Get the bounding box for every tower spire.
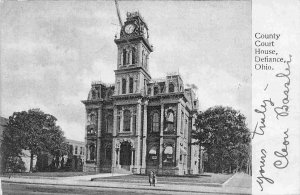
[114,0,123,27]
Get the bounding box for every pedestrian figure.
[148,171,157,186]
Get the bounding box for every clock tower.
[114,12,153,96]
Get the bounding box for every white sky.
[0,1,251,141]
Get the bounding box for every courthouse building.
[82,12,200,175]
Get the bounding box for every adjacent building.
[82,12,200,175]
[66,139,85,171]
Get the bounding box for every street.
[2,182,226,195]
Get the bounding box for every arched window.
[169,83,174,93]
[151,112,160,133]
[129,77,134,93]
[122,78,126,94]
[89,145,95,161]
[106,115,113,133]
[154,86,159,95]
[123,110,131,131]
[123,49,127,65]
[132,47,136,64]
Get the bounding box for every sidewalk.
[1,173,251,195]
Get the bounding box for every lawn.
[1,171,98,178]
[93,173,233,185]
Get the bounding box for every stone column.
[141,101,148,173]
[112,106,117,171]
[135,103,142,173]
[85,109,89,163]
[96,105,103,172]
[159,104,164,169]
[176,102,181,168]
[120,109,124,132]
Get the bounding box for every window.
[165,110,175,132]
[151,112,160,133]
[105,147,112,161]
[69,145,73,154]
[89,113,96,124]
[163,146,173,165]
[148,146,158,166]
[122,78,126,94]
[75,146,78,154]
[132,47,136,64]
[129,77,134,93]
[169,83,174,93]
[123,110,131,131]
[89,145,95,161]
[80,147,83,155]
[123,49,127,65]
[106,115,113,133]
[148,87,151,96]
[154,86,159,95]
[117,110,121,132]
[159,83,165,93]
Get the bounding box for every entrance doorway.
[120,141,132,169]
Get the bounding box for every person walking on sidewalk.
[148,171,157,187]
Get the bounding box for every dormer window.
[169,83,174,93]
[154,86,159,95]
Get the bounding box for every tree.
[2,109,69,172]
[192,106,251,173]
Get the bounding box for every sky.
[0,1,251,141]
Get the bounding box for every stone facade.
[82,12,200,175]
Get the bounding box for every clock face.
[125,24,135,34]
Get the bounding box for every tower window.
[132,47,136,64]
[123,110,131,132]
[123,49,127,65]
[169,83,174,93]
[129,77,134,93]
[122,78,126,94]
